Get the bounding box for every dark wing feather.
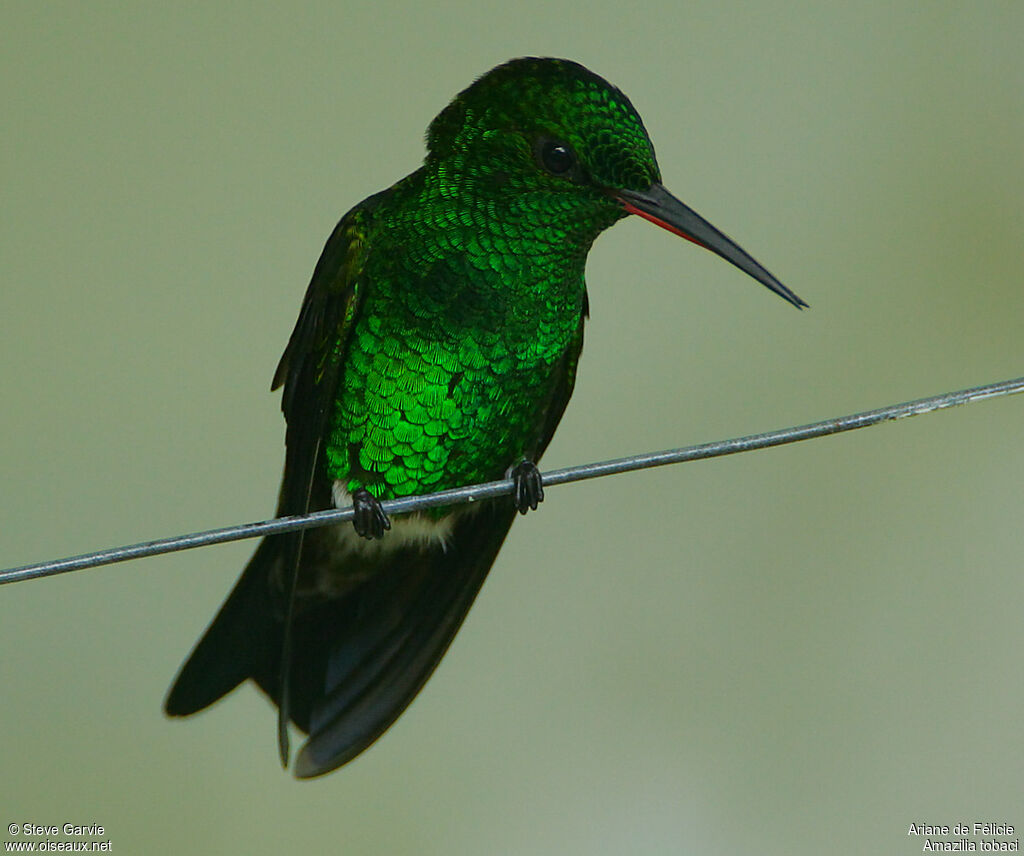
[164,203,372,736]
[273,203,375,517]
[270,202,378,763]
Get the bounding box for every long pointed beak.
[615,183,807,309]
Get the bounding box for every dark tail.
[164,500,517,777]
[164,537,284,717]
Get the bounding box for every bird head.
[426,56,805,307]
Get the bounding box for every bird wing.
[272,202,377,517]
[162,201,375,726]
[267,199,379,764]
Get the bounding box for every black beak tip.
[779,287,809,311]
[616,184,808,311]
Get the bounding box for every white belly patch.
[330,482,458,556]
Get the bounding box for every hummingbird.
[164,57,805,778]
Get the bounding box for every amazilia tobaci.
[165,57,805,778]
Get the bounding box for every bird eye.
[539,139,576,176]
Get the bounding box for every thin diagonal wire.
[2,375,1022,586]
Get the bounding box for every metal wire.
[2,375,1022,586]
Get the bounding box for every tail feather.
[294,505,515,776]
[164,500,517,777]
[164,538,283,717]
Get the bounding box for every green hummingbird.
[164,56,805,778]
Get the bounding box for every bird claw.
[352,489,391,539]
[510,460,544,514]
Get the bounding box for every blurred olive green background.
[3,2,1022,854]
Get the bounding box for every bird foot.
[509,460,544,514]
[352,489,391,539]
